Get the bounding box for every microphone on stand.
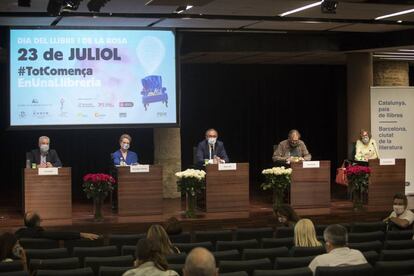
[372,141,380,159]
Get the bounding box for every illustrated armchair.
[140,75,168,110]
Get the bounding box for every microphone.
[372,141,380,159]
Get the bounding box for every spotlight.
[321,0,338,14]
[47,0,82,16]
[18,0,31,7]
[175,5,193,14]
[62,0,82,11]
[87,0,110,12]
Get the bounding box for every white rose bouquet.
[261,166,292,208]
[175,169,206,218]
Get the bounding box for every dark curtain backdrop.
[0,58,347,208]
[180,64,347,194]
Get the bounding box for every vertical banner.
[371,87,414,193]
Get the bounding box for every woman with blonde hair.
[294,218,322,247]
[147,224,180,255]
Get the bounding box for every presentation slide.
[9,28,177,127]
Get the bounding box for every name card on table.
[38,168,58,175]
[218,163,237,171]
[380,158,396,166]
[130,164,150,173]
[303,161,320,168]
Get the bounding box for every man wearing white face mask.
[112,133,138,166]
[195,128,229,166]
[28,136,62,168]
[384,193,414,230]
[354,129,379,161]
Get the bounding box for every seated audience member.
[28,136,62,168]
[354,129,379,161]
[183,247,219,276]
[123,238,178,276]
[164,217,183,236]
[308,224,367,275]
[272,129,311,164]
[112,134,138,166]
[274,204,300,227]
[0,232,28,271]
[196,128,229,166]
[147,224,180,255]
[294,219,322,247]
[15,212,99,240]
[383,193,414,230]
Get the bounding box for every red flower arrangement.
[83,173,116,221]
[345,165,371,209]
[345,165,371,176]
[82,173,116,199]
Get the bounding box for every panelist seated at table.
[272,129,311,164]
[112,133,138,166]
[354,129,380,162]
[196,128,229,166]
[27,136,62,168]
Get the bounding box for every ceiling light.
[379,57,414,61]
[87,0,110,12]
[373,55,414,58]
[279,1,323,17]
[175,5,193,14]
[398,49,414,52]
[375,52,414,55]
[397,20,403,23]
[375,8,414,20]
[321,0,338,14]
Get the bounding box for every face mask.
[362,137,370,144]
[208,137,217,145]
[13,244,24,258]
[393,205,405,215]
[278,216,287,223]
[40,144,49,153]
[289,141,299,148]
[122,143,130,150]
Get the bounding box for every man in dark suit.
[196,128,229,166]
[28,136,62,167]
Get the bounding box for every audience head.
[119,134,132,151]
[288,129,301,147]
[0,233,23,261]
[393,193,408,215]
[323,224,348,252]
[183,247,218,276]
[273,204,300,226]
[24,211,41,228]
[147,224,176,255]
[294,218,322,247]
[135,238,168,271]
[359,129,371,145]
[164,216,183,236]
[205,129,218,146]
[38,136,50,153]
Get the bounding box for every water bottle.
[26,159,31,169]
[120,157,125,166]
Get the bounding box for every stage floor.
[0,196,391,235]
